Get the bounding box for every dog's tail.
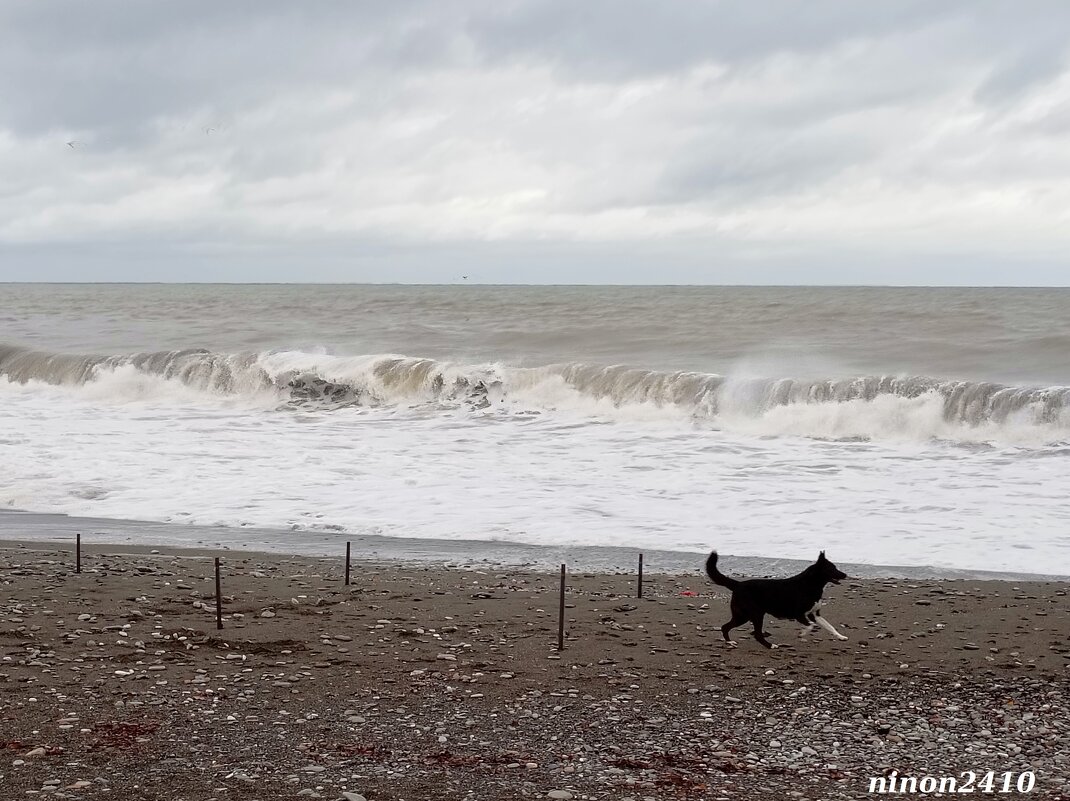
[705,551,741,590]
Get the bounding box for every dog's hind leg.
[814,613,848,641]
[719,603,744,645]
[721,610,747,647]
[751,613,776,649]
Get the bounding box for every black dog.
[705,551,848,649]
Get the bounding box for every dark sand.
[1,540,1068,800]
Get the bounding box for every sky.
[2,1,1070,285]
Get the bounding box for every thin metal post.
[637,553,643,598]
[557,563,566,651]
[214,557,223,631]
[76,532,81,574]
[345,541,351,586]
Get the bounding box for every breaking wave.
[2,342,1068,442]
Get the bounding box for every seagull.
[66,141,81,148]
[203,127,216,135]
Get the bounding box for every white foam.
[77,364,279,408]
[3,372,1069,575]
[716,390,1069,447]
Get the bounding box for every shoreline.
[1,539,1069,800]
[3,509,1066,582]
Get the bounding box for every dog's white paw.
[726,640,738,648]
[770,643,779,649]
[835,634,849,641]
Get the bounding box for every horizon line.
[3,281,1070,290]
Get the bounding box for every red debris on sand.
[87,721,159,752]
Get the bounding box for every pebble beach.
[2,540,1069,800]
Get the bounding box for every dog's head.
[816,551,847,585]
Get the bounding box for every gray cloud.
[2,1,1070,283]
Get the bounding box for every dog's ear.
[818,550,827,561]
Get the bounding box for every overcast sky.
[2,1,1070,284]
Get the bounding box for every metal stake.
[557,563,566,651]
[214,557,223,631]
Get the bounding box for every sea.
[2,283,1069,578]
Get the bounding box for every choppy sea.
[3,284,1069,576]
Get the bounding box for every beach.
[2,539,1068,801]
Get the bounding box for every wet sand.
[1,539,1068,800]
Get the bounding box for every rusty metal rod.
[214,557,223,631]
[557,563,566,651]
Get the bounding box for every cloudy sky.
[2,1,1070,284]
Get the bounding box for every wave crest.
[2,342,1068,440]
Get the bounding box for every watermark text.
[869,770,1036,794]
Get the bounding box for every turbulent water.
[2,284,1070,575]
